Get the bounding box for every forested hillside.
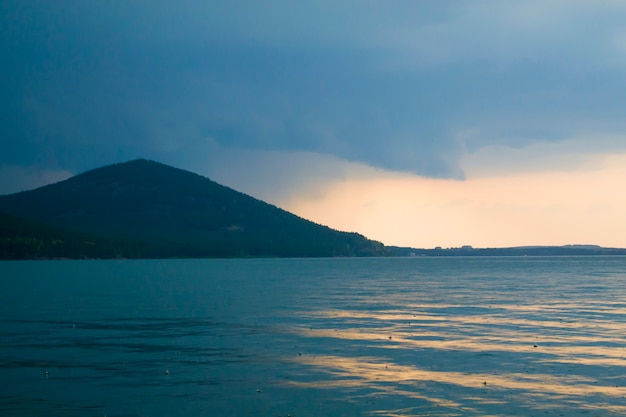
[0,159,389,259]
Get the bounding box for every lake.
[1,257,626,416]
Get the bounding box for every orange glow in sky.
[280,149,626,248]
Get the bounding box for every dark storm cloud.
[2,0,626,190]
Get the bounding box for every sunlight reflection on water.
[287,304,626,415]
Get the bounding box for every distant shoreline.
[3,247,626,261]
[388,245,626,257]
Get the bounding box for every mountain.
[0,159,388,259]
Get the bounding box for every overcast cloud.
[2,1,626,193]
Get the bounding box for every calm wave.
[1,257,626,416]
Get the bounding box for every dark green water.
[1,257,626,416]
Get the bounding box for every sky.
[2,1,626,248]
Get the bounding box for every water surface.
[1,257,626,416]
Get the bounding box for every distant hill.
[388,245,626,257]
[0,159,389,259]
[2,159,625,260]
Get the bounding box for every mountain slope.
[0,159,388,258]
[0,211,159,259]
